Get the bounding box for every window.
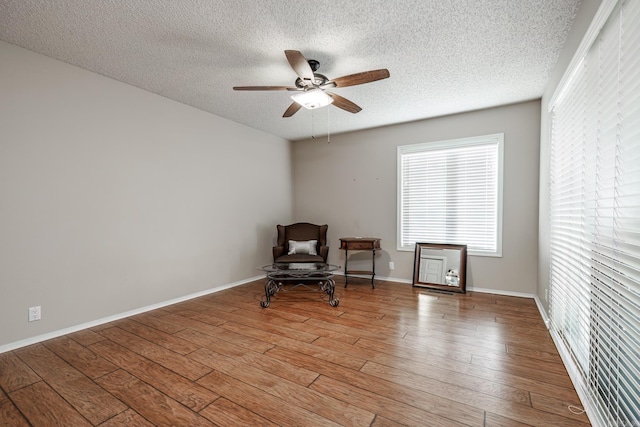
[397,133,503,256]
[548,0,640,425]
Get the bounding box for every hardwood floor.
[0,277,590,426]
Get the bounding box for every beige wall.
[538,0,602,313]
[293,100,541,294]
[0,41,293,348]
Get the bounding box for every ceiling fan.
[233,50,390,118]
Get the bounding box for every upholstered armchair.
[272,223,329,263]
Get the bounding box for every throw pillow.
[288,240,318,255]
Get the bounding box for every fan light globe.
[291,89,334,109]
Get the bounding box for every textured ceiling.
[0,0,580,141]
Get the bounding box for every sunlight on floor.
[417,292,439,309]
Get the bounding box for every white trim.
[529,295,597,424]
[547,0,618,111]
[397,133,504,154]
[339,272,543,296]
[533,295,551,330]
[533,296,601,426]
[0,275,262,354]
[466,286,535,299]
[548,327,602,427]
[334,271,413,285]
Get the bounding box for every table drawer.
[340,238,381,250]
[348,241,374,250]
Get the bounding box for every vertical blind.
[549,0,640,425]
[398,134,503,256]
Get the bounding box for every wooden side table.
[339,237,381,288]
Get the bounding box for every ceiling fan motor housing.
[295,73,331,89]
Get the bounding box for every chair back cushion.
[277,223,328,254]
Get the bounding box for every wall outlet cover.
[28,306,41,322]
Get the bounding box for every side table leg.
[344,248,349,288]
[371,248,376,289]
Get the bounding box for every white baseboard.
[547,325,601,427]
[340,272,542,298]
[333,271,413,285]
[0,275,262,354]
[533,294,551,329]
[532,293,600,425]
[466,286,536,299]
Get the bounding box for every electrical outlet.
[544,289,548,302]
[28,306,41,322]
[389,262,395,270]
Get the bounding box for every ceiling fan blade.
[327,92,362,114]
[285,50,314,86]
[329,69,390,88]
[283,102,302,118]
[233,86,298,91]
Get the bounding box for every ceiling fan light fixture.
[290,88,334,109]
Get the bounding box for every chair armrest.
[319,245,329,262]
[273,246,285,261]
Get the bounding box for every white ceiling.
[0,0,580,141]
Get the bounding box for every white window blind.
[397,134,503,256]
[549,0,640,425]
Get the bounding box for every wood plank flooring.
[0,277,590,426]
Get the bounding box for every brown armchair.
[273,223,329,263]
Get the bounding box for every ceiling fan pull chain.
[311,108,315,139]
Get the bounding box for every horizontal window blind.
[398,134,503,256]
[549,0,640,425]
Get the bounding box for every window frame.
[397,133,504,257]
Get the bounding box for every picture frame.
[412,242,467,293]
